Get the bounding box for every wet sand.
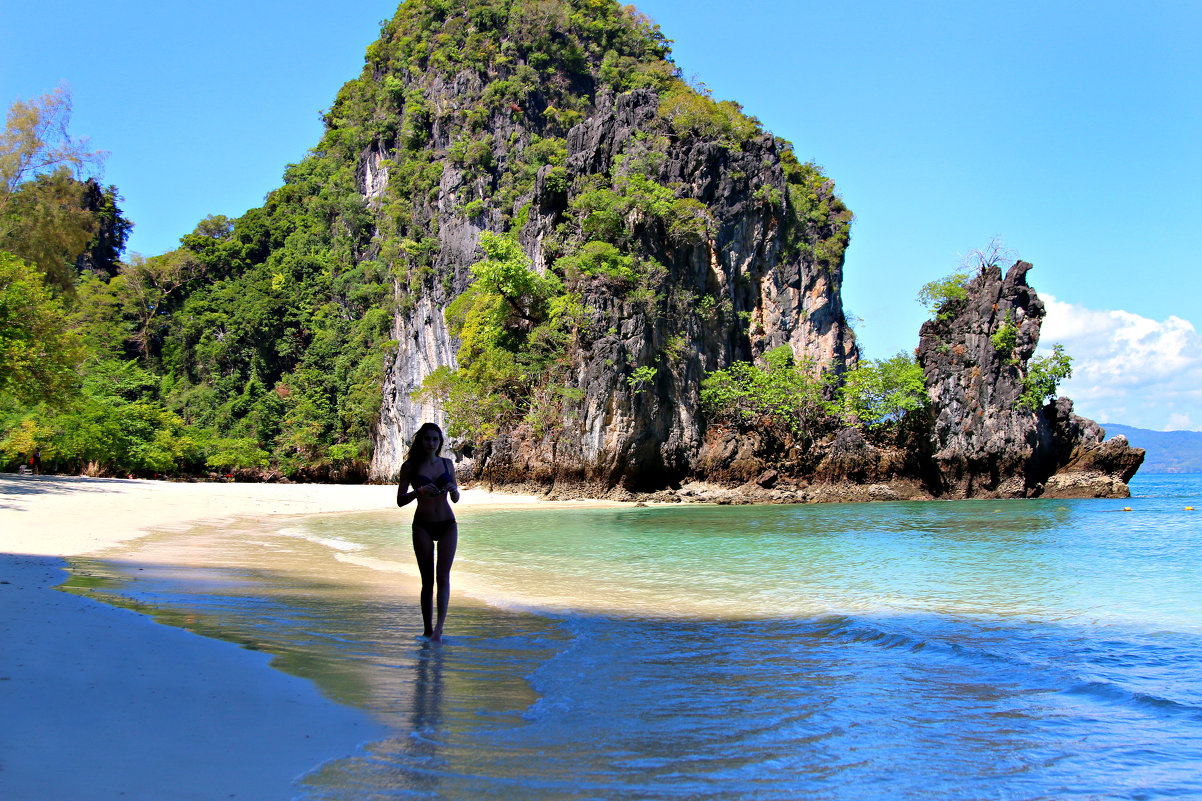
[0,473,542,801]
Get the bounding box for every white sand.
[0,473,542,801]
[0,473,542,557]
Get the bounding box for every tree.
[0,87,106,291]
[0,86,101,200]
[0,251,83,404]
[700,345,828,437]
[960,236,1016,273]
[69,271,135,359]
[916,271,970,320]
[470,231,560,330]
[3,171,98,290]
[1021,344,1073,411]
[834,352,928,428]
[76,180,133,277]
[120,250,206,360]
[918,240,1019,322]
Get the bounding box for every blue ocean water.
[72,474,1202,800]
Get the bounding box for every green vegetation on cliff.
[1020,344,1073,411]
[415,230,577,441]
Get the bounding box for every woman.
[397,422,460,642]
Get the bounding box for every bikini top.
[410,459,453,489]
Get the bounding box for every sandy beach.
[0,473,540,801]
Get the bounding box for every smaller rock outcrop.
[915,261,1143,498]
[1040,433,1144,499]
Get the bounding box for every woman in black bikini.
[396,422,460,642]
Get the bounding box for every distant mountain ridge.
[1103,424,1202,473]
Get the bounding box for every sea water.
[69,474,1202,800]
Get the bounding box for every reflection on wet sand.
[66,517,567,796]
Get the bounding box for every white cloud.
[1168,412,1195,430]
[1038,296,1202,431]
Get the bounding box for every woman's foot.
[430,626,443,643]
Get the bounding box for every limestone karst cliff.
[350,0,1139,498]
[359,0,857,488]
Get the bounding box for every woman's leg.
[411,524,436,637]
[432,524,458,642]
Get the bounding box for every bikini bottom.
[413,518,457,541]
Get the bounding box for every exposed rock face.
[369,87,857,488]
[373,292,463,476]
[915,261,1143,498]
[1040,431,1144,499]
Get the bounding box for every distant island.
[1103,425,1202,474]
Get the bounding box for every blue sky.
[4,0,1199,430]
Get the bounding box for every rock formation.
[462,91,856,491]
[75,0,1139,493]
[363,3,857,488]
[915,261,1142,498]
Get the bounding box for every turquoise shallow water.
[73,474,1202,799]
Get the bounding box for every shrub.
[571,186,625,242]
[660,334,688,365]
[665,198,713,244]
[657,80,760,149]
[627,365,657,391]
[917,271,971,320]
[1021,344,1072,411]
[544,165,571,194]
[517,136,568,193]
[411,364,513,441]
[448,136,493,171]
[990,316,1017,360]
[568,172,712,248]
[834,353,928,428]
[700,346,827,436]
[555,240,635,282]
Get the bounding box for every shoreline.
[0,472,554,557]
[0,473,553,801]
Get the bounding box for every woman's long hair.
[403,422,444,474]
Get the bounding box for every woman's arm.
[397,465,421,507]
